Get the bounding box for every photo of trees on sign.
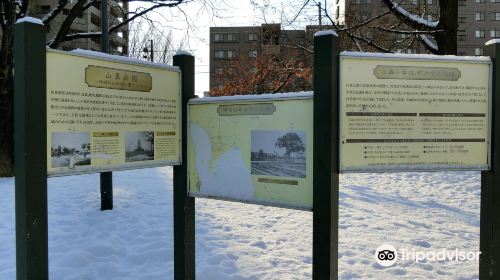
[125,131,154,162]
[51,132,91,168]
[251,130,306,178]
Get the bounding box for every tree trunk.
[0,46,14,177]
[435,0,458,55]
[0,4,15,177]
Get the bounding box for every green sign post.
[173,53,196,280]
[312,31,340,279]
[14,19,49,280]
[480,40,500,280]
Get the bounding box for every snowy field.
[0,167,480,279]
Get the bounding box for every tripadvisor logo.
[374,244,481,267]
[375,244,398,267]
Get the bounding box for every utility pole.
[143,40,154,62]
[150,39,154,62]
[318,2,322,28]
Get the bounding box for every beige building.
[27,0,128,54]
[333,0,500,56]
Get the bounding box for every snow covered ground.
[0,167,480,279]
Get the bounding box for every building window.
[248,33,258,41]
[250,67,257,73]
[214,33,223,42]
[492,0,500,3]
[227,33,238,42]
[227,67,235,75]
[427,0,432,4]
[476,30,485,38]
[458,30,466,41]
[411,0,417,4]
[248,50,258,58]
[475,48,484,56]
[214,67,224,75]
[476,12,485,21]
[493,12,500,20]
[117,32,123,38]
[491,30,500,38]
[459,0,466,5]
[117,46,123,53]
[214,50,224,59]
[458,17,466,23]
[227,50,237,59]
[476,0,485,3]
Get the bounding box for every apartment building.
[209,23,322,92]
[27,0,128,54]
[333,0,500,55]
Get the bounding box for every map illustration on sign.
[188,93,313,210]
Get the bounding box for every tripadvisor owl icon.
[375,244,398,267]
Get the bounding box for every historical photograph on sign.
[251,130,306,178]
[125,131,154,162]
[51,132,91,168]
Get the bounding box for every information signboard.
[47,49,181,176]
[188,93,313,210]
[340,53,491,172]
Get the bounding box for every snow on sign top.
[485,39,500,46]
[70,49,179,70]
[314,30,338,37]
[189,91,313,104]
[175,50,193,56]
[341,51,491,62]
[16,17,44,25]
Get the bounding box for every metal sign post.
[173,52,196,280]
[100,0,113,211]
[312,32,340,279]
[480,40,500,280]
[14,20,49,280]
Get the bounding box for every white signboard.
[340,52,491,172]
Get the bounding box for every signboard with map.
[188,93,313,210]
[340,53,491,172]
[46,49,181,176]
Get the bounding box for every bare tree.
[128,17,185,64]
[0,0,217,176]
[251,0,457,55]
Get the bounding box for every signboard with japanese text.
[188,93,313,210]
[340,52,491,172]
[46,49,181,176]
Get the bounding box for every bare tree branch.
[382,0,438,30]
[58,1,183,43]
[346,31,391,53]
[42,0,68,25]
[47,0,88,48]
[418,34,439,54]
